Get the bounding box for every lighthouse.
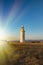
[20,26,25,43]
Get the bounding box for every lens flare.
[0,29,7,40]
[0,40,7,47]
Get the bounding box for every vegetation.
[0,41,43,65]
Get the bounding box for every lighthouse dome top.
[20,26,25,32]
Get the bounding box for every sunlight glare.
[0,29,7,40]
[0,40,7,47]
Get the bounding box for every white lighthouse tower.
[20,26,25,43]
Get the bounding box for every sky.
[0,0,43,40]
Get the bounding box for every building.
[20,26,25,43]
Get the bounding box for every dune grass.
[0,41,43,65]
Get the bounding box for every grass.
[0,41,43,65]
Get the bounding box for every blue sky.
[0,0,43,40]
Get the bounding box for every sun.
[0,29,7,40]
[0,29,7,47]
